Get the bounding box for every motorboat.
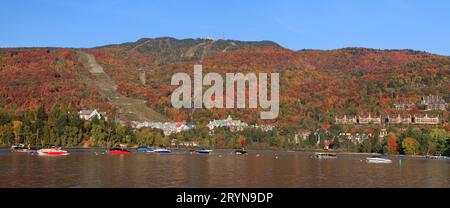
[195,148,212,154]
[136,146,154,152]
[11,144,36,153]
[107,147,131,155]
[314,152,337,159]
[153,148,172,154]
[37,147,69,156]
[233,149,247,155]
[366,156,392,164]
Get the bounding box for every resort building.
[393,103,415,110]
[335,113,442,125]
[335,115,357,125]
[127,120,195,136]
[358,114,382,124]
[414,114,440,125]
[249,124,275,132]
[339,132,370,144]
[421,95,447,111]
[387,115,412,124]
[207,115,248,131]
[79,109,107,121]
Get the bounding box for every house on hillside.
[393,103,415,110]
[133,121,195,136]
[79,109,107,121]
[421,95,447,111]
[339,132,370,144]
[294,129,311,144]
[250,124,275,132]
[176,140,200,147]
[379,128,388,139]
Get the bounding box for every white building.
[79,109,107,121]
[134,121,195,136]
[207,115,248,131]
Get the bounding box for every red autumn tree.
[238,135,246,148]
[386,133,398,154]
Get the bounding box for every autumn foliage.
[386,133,398,154]
[1,38,449,126]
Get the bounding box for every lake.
[0,149,448,188]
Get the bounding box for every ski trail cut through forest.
[77,51,169,122]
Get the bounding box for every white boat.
[11,144,36,153]
[153,149,171,154]
[37,147,69,156]
[314,152,337,159]
[366,156,392,164]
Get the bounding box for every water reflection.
[0,149,448,188]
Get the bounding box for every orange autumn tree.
[238,135,246,148]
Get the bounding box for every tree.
[90,124,108,147]
[427,129,449,155]
[359,139,372,153]
[402,138,420,155]
[386,133,398,154]
[407,128,426,154]
[136,127,153,146]
[238,135,245,148]
[11,120,23,144]
[36,105,48,123]
[0,124,14,145]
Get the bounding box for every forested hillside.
[1,37,449,127]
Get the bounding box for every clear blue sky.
[1,0,449,55]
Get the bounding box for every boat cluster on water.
[10,144,248,156]
[314,152,394,164]
[11,144,446,163]
[11,144,69,156]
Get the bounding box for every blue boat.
[136,146,154,152]
[195,149,213,154]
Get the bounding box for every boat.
[11,144,36,153]
[37,147,69,156]
[195,148,213,154]
[314,152,337,159]
[366,156,392,164]
[153,148,172,154]
[425,155,449,160]
[107,147,131,155]
[136,146,154,152]
[233,149,247,155]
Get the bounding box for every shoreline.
[2,146,447,160]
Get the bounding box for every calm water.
[0,149,448,188]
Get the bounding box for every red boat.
[107,147,131,155]
[37,147,69,156]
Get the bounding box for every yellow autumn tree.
[402,137,420,155]
[11,120,23,143]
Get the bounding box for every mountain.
[0,37,448,125]
[97,37,281,62]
